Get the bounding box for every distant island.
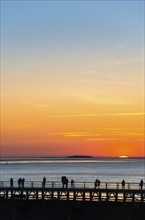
[66,155,93,159]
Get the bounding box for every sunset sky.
[1,1,144,157]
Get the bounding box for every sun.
[119,155,128,158]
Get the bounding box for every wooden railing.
[0,180,144,190]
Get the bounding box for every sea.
[0,157,145,184]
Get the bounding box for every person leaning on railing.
[71,179,74,188]
[42,177,46,188]
[94,179,101,188]
[139,179,143,190]
[22,178,25,187]
[10,178,13,188]
[121,179,125,189]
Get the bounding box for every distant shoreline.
[0,156,144,162]
[66,155,93,159]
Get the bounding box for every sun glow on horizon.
[119,155,129,158]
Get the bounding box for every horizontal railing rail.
[0,181,144,190]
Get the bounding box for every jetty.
[0,181,145,203]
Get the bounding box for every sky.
[1,0,144,157]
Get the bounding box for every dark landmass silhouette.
[66,155,93,158]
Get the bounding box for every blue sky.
[1,1,144,55]
[1,1,144,89]
[1,1,144,86]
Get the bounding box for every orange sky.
[1,104,144,157]
[1,1,144,157]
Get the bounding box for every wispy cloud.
[21,100,49,108]
[113,133,144,137]
[44,112,144,118]
[82,96,134,105]
[106,42,126,54]
[87,138,116,141]
[67,79,137,86]
[94,57,143,66]
[105,128,144,131]
[50,132,100,137]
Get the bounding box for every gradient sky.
[1,0,144,157]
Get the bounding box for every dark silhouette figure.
[22,178,25,187]
[94,179,101,188]
[10,178,13,187]
[66,178,68,188]
[122,179,125,189]
[18,178,22,187]
[139,180,143,190]
[61,176,65,188]
[42,177,46,188]
[61,176,68,188]
[71,179,74,188]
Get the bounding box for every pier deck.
[0,181,145,203]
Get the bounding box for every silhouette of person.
[95,179,100,188]
[10,178,13,187]
[61,176,66,188]
[122,179,125,189]
[139,180,143,190]
[42,177,46,188]
[98,179,100,188]
[66,178,68,188]
[71,179,74,188]
[18,178,21,187]
[22,178,25,187]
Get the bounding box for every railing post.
[115,192,118,202]
[11,189,13,199]
[132,193,135,202]
[83,192,85,201]
[26,191,29,200]
[106,183,107,189]
[52,182,54,188]
[6,191,8,199]
[99,192,101,202]
[36,191,38,200]
[74,191,76,201]
[117,183,119,190]
[141,191,143,203]
[58,191,60,200]
[21,189,23,199]
[51,191,54,200]
[84,182,85,189]
[67,191,69,200]
[106,191,109,202]
[123,192,126,202]
[42,190,44,200]
[90,192,92,201]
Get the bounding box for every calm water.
[0,158,145,183]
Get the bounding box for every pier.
[0,181,145,203]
